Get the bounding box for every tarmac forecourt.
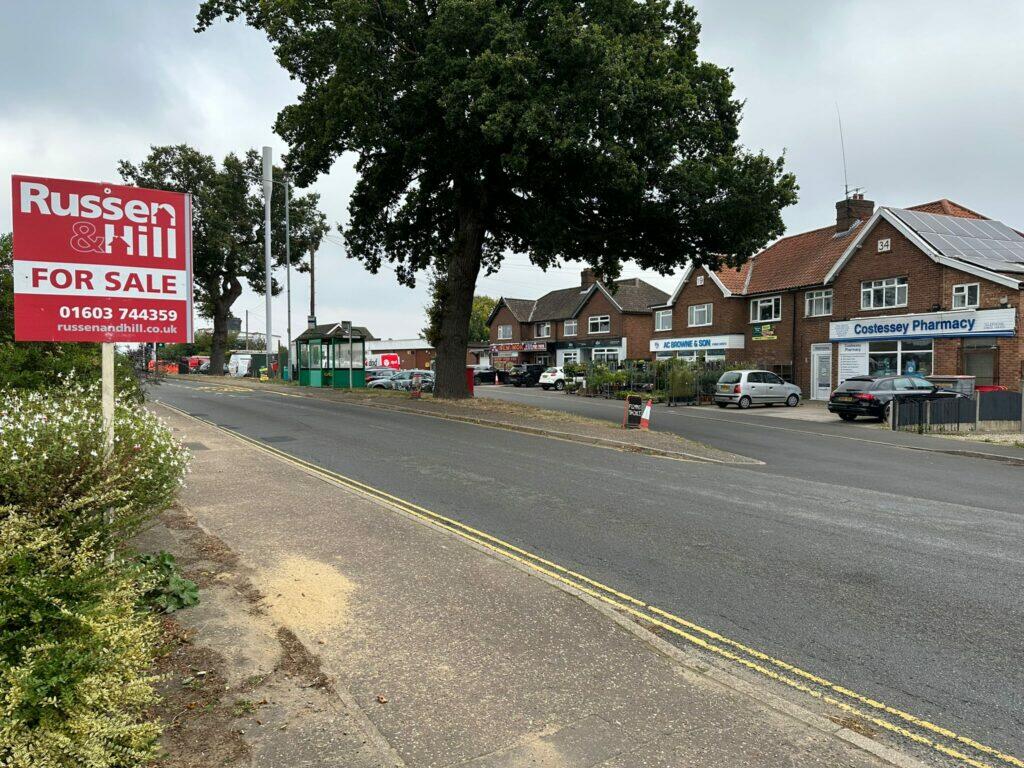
[157,398,1023,768]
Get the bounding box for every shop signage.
[830,308,1015,342]
[650,334,744,352]
[490,340,548,353]
[12,175,193,343]
[837,342,869,382]
[751,323,777,341]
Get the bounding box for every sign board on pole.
[11,175,193,343]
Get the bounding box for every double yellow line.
[159,400,1021,768]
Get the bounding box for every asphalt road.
[153,380,1024,762]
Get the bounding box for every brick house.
[487,269,669,368]
[652,195,1023,397]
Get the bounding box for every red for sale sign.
[11,175,193,343]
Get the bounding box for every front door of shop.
[811,346,832,400]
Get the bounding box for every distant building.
[365,338,489,369]
[486,269,669,368]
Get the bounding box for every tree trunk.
[433,199,485,399]
[208,277,243,376]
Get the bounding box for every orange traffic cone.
[640,399,653,430]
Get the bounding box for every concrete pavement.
[154,402,921,768]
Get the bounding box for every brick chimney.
[580,268,597,288]
[836,193,874,233]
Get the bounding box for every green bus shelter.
[294,323,368,388]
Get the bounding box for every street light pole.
[284,177,292,378]
[262,146,274,377]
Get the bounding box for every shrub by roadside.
[0,383,189,767]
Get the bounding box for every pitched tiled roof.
[495,278,668,324]
[605,278,670,313]
[907,199,988,219]
[712,199,989,296]
[500,298,536,322]
[531,286,589,320]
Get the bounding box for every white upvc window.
[534,321,551,338]
[861,277,908,310]
[497,324,512,340]
[749,295,781,323]
[654,309,673,332]
[687,303,712,327]
[592,347,620,364]
[805,289,833,317]
[952,283,980,309]
[563,319,578,336]
[588,315,610,334]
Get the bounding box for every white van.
[228,354,253,378]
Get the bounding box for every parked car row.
[367,368,435,392]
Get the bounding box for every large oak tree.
[198,0,797,397]
[119,145,327,374]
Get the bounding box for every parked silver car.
[368,369,434,392]
[713,369,801,409]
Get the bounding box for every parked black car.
[827,375,965,421]
[507,364,546,387]
[471,366,500,384]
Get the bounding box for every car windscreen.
[544,368,558,373]
[719,372,742,384]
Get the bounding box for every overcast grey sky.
[3,2,1022,341]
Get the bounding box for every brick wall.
[489,305,524,344]
[651,271,746,342]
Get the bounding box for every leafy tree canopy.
[118,145,328,373]
[198,0,797,396]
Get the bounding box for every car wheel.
[786,393,799,407]
[737,395,751,409]
[555,380,565,391]
[839,413,857,422]
[882,401,893,423]
[474,376,481,385]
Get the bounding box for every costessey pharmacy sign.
[830,308,1015,342]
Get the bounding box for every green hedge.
[0,383,189,767]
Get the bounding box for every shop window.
[688,303,712,327]
[562,350,580,365]
[592,347,619,364]
[805,289,833,317]
[497,324,512,340]
[564,319,577,336]
[535,321,551,338]
[655,309,673,331]
[867,339,932,378]
[952,283,980,309]
[769,364,793,383]
[588,315,611,334]
[861,277,907,310]
[749,295,781,323]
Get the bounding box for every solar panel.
[889,208,1024,270]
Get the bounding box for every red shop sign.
[12,175,193,343]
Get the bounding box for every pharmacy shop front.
[827,308,1016,388]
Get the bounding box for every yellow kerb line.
[158,400,1021,768]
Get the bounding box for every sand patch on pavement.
[259,555,355,636]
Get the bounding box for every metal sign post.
[101,342,115,455]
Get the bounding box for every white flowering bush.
[0,380,189,544]
[0,382,189,767]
